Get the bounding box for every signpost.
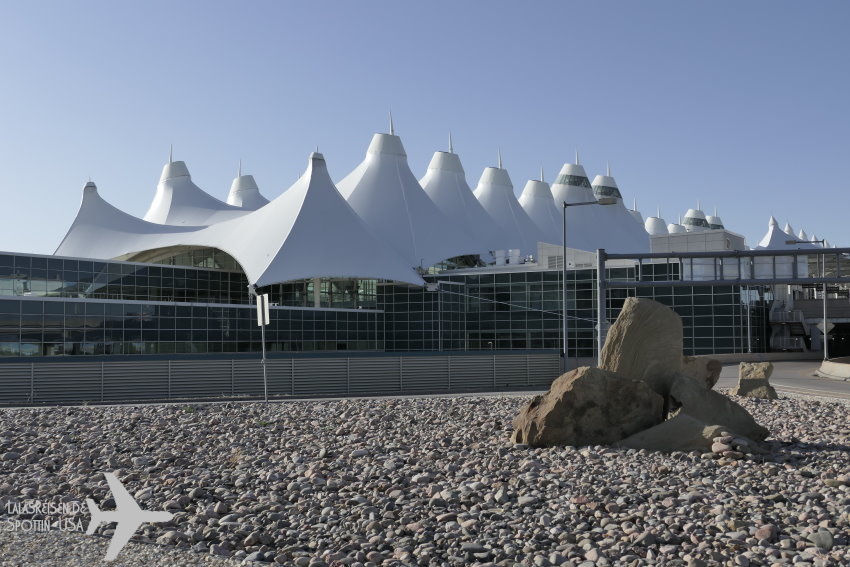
[256,293,270,402]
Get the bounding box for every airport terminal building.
[0,130,840,362]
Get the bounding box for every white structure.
[550,160,649,253]
[419,148,503,256]
[337,132,480,268]
[753,216,813,279]
[56,153,425,286]
[644,208,668,236]
[473,159,547,257]
[226,165,269,209]
[590,169,651,252]
[682,205,709,232]
[706,209,725,230]
[627,200,644,225]
[518,174,561,245]
[144,158,249,225]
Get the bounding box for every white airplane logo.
[86,472,174,561]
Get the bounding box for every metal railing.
[770,310,804,323]
[771,336,805,351]
[0,352,561,406]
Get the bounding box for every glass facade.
[0,251,769,358]
[592,185,623,200]
[554,174,592,188]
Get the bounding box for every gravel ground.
[0,392,849,567]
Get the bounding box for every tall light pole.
[562,197,616,371]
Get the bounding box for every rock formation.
[511,297,772,452]
[511,366,663,448]
[598,297,683,399]
[681,355,722,389]
[730,361,778,399]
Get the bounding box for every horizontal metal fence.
[0,352,561,406]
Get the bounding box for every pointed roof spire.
[606,161,611,176]
[449,131,454,153]
[657,206,661,218]
[238,159,242,177]
[714,207,718,216]
[389,111,395,135]
[697,199,701,210]
[169,144,173,164]
[632,198,637,211]
[575,149,580,165]
[540,166,544,182]
[497,148,503,169]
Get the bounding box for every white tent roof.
[682,207,709,232]
[337,133,479,268]
[144,160,250,225]
[419,150,503,255]
[55,154,425,286]
[783,221,795,237]
[590,172,650,252]
[645,215,668,235]
[226,171,269,210]
[518,178,561,244]
[548,162,649,252]
[756,216,816,250]
[798,228,809,241]
[473,165,547,255]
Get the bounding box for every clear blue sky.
[1,1,847,254]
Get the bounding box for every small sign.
[256,293,270,327]
[816,320,835,334]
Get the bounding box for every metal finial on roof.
[498,148,502,169]
[238,159,242,177]
[697,200,701,210]
[169,144,173,164]
[606,162,611,176]
[633,199,637,211]
[449,131,454,153]
[657,207,661,218]
[389,111,395,135]
[540,166,544,182]
[575,150,580,165]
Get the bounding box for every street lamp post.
[562,197,616,372]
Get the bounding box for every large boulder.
[730,362,778,399]
[617,413,728,452]
[681,356,722,389]
[599,298,683,399]
[511,366,664,448]
[670,375,769,441]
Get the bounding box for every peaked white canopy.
[337,133,480,268]
[226,174,269,210]
[473,166,547,255]
[706,213,725,230]
[419,150,503,255]
[144,160,250,225]
[55,154,425,286]
[591,172,650,252]
[518,179,561,244]
[645,215,668,236]
[549,163,649,252]
[757,216,816,250]
[682,207,709,232]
